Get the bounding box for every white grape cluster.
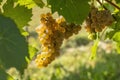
[35,13,81,68]
[84,6,114,39]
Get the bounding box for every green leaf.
[0,68,14,80]
[104,3,115,13]
[17,0,36,9]
[0,14,29,74]
[25,45,38,64]
[105,28,116,39]
[29,45,38,60]
[112,31,120,42]
[13,0,18,2]
[116,0,120,3]
[2,0,32,32]
[0,0,2,3]
[21,31,29,37]
[112,31,120,54]
[47,0,90,24]
[116,43,120,54]
[33,0,45,8]
[106,30,116,39]
[90,39,99,60]
[113,13,120,30]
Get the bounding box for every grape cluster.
[84,6,114,39]
[35,13,81,68]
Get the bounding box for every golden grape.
[84,6,114,40]
[35,13,81,68]
[85,6,114,34]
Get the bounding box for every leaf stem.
[105,0,120,10]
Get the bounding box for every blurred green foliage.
[7,34,120,80]
[20,50,120,80]
[4,3,120,79]
[15,26,119,80]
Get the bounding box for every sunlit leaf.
[29,45,38,60]
[90,39,99,60]
[112,31,120,54]
[3,0,32,32]
[17,0,36,9]
[21,31,29,37]
[112,31,120,42]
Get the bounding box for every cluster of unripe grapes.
[84,6,114,39]
[35,13,81,68]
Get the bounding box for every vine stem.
[105,0,120,10]
[91,0,95,6]
[97,0,107,10]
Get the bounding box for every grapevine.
[1,0,120,79]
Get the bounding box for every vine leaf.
[112,31,120,54]
[17,0,36,9]
[47,0,90,24]
[2,0,32,32]
[33,0,45,8]
[29,45,38,60]
[105,28,116,39]
[116,0,120,3]
[112,32,120,42]
[13,0,18,2]
[90,39,99,60]
[0,68,14,80]
[26,45,38,63]
[116,43,120,54]
[0,15,29,74]
[113,13,120,30]
[0,0,2,3]
[104,3,115,12]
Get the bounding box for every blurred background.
[7,6,120,80]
